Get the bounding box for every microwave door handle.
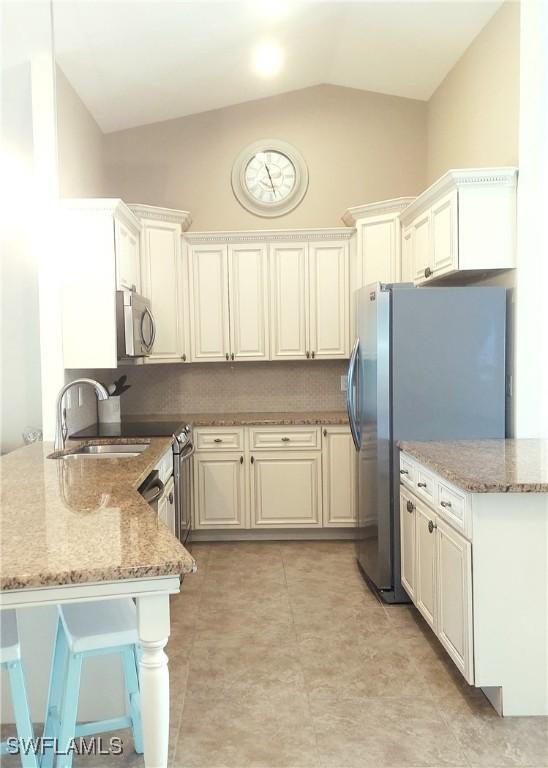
[346,339,361,451]
[141,305,156,352]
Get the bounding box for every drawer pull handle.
[311,351,315,359]
[323,429,327,437]
[225,353,229,360]
[417,482,427,488]
[182,353,187,362]
[424,267,432,278]
[281,437,290,442]
[168,492,174,504]
[231,353,235,361]
[440,500,452,508]
[428,520,437,534]
[400,469,409,475]
[406,500,415,513]
[240,456,243,464]
[214,438,223,443]
[251,456,254,464]
[306,351,310,359]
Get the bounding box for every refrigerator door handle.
[346,338,361,450]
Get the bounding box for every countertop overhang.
[399,439,548,493]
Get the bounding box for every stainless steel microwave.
[116,290,156,359]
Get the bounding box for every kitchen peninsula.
[0,439,196,768]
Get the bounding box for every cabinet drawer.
[249,427,321,451]
[414,468,435,504]
[194,428,244,452]
[399,455,416,487]
[437,481,467,534]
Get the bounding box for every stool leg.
[42,619,68,768]
[122,646,143,754]
[56,652,82,768]
[7,660,39,768]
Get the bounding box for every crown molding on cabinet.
[61,198,141,233]
[184,227,355,245]
[400,167,518,225]
[129,203,192,230]
[341,197,416,226]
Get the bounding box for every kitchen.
[1,1,547,768]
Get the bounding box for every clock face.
[232,140,308,217]
[244,150,296,205]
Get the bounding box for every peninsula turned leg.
[136,593,171,768]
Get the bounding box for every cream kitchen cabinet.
[399,487,416,600]
[250,452,322,528]
[322,427,356,527]
[61,199,142,369]
[414,498,437,631]
[400,225,414,283]
[188,244,231,362]
[131,205,192,364]
[269,239,350,360]
[342,198,415,289]
[193,452,247,529]
[400,167,518,284]
[157,476,176,536]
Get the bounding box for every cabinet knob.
[406,500,415,513]
[182,353,187,362]
[251,456,254,464]
[231,352,235,361]
[400,469,408,475]
[323,429,327,437]
[306,351,310,359]
[417,482,427,488]
[311,351,315,359]
[440,500,452,508]
[225,353,229,360]
[168,492,174,504]
[240,455,243,464]
[424,267,432,278]
[428,520,437,534]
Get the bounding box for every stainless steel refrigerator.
[346,283,506,603]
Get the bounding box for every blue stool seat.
[42,599,143,768]
[0,610,39,768]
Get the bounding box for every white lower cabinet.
[157,476,176,535]
[193,452,247,529]
[400,453,474,684]
[322,427,356,526]
[250,452,322,528]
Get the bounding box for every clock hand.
[264,163,277,197]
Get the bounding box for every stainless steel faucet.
[54,378,109,452]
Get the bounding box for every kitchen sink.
[58,443,149,460]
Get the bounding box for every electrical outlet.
[340,375,347,392]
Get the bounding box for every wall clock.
[231,139,309,217]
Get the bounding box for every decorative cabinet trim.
[129,203,192,230]
[184,227,355,245]
[62,198,141,234]
[400,167,518,224]
[341,197,415,226]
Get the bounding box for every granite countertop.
[125,411,349,427]
[399,439,548,493]
[0,438,195,591]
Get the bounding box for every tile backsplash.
[65,360,347,429]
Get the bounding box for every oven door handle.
[180,442,195,460]
[139,469,165,504]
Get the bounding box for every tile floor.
[4,542,548,767]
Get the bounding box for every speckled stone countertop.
[0,438,195,591]
[125,411,349,427]
[399,439,548,493]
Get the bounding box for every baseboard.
[189,528,357,542]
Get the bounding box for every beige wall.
[56,66,106,197]
[102,84,427,229]
[427,1,519,183]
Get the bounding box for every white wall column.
[513,0,548,438]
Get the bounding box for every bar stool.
[0,609,39,768]
[42,599,143,768]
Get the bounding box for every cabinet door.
[322,428,356,527]
[193,452,246,529]
[140,220,189,363]
[157,492,168,529]
[431,190,458,277]
[250,452,322,528]
[412,211,431,281]
[115,218,141,292]
[228,244,269,361]
[399,488,416,601]
[189,245,230,362]
[436,517,474,683]
[359,216,397,286]
[269,243,309,360]
[415,501,437,630]
[309,241,349,359]
[158,476,176,535]
[400,225,414,283]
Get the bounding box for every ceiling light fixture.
[253,41,284,77]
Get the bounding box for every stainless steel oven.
[116,290,156,359]
[173,426,194,544]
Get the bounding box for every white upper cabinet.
[269,242,309,360]
[188,244,231,362]
[61,199,142,369]
[343,198,415,289]
[130,204,192,364]
[400,167,518,284]
[401,225,414,283]
[228,244,269,361]
[309,241,349,359]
